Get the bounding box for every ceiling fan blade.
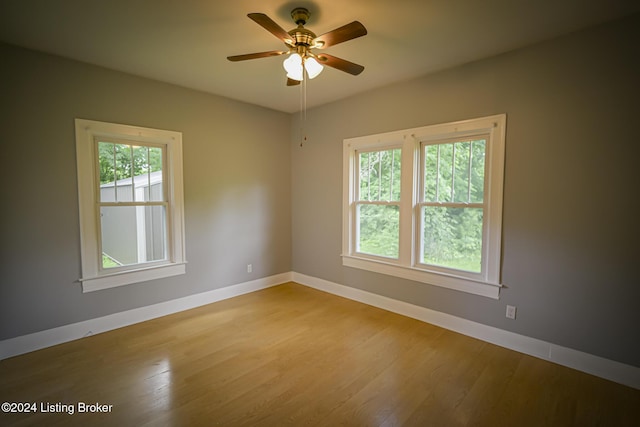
[315,21,367,48]
[227,50,287,61]
[316,53,365,76]
[248,13,293,45]
[287,78,301,86]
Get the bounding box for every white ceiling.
[1,0,638,113]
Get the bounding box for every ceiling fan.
[227,7,367,86]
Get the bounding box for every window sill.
[80,262,187,293]
[342,255,500,299]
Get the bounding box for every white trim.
[80,263,187,292]
[342,115,506,299]
[0,272,292,361]
[75,118,187,292]
[2,271,637,390]
[342,255,501,299]
[292,272,640,390]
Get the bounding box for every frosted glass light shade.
[283,53,303,81]
[305,57,323,79]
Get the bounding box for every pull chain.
[299,65,307,146]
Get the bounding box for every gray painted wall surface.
[291,14,640,367]
[0,43,292,339]
[1,14,639,369]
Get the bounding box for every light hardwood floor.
[1,282,638,426]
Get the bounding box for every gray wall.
[291,14,640,367]
[2,14,639,370]
[0,43,292,340]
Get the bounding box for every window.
[342,115,506,299]
[75,119,186,292]
[356,147,402,258]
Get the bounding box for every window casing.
[342,115,506,299]
[75,119,186,292]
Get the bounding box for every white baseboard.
[0,272,292,361]
[2,271,637,390]
[292,272,640,390]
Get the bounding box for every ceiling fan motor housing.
[289,27,316,47]
[288,8,316,50]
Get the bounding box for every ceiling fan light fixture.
[229,9,367,86]
[283,53,304,81]
[305,57,323,79]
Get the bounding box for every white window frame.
[75,119,186,292]
[342,115,506,299]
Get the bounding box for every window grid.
[418,137,487,273]
[94,137,170,272]
[342,114,505,299]
[354,148,402,259]
[420,138,486,206]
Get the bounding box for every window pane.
[453,141,471,203]
[357,204,399,258]
[98,142,115,202]
[470,139,486,203]
[129,145,164,202]
[422,206,483,272]
[437,144,454,202]
[424,139,486,204]
[148,146,164,202]
[98,142,164,203]
[424,145,438,202]
[113,144,133,202]
[359,149,401,202]
[98,142,115,185]
[100,205,167,269]
[132,145,150,202]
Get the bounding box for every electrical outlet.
[506,305,517,320]
[247,264,252,273]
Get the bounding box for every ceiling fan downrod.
[290,7,310,26]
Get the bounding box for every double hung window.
[343,115,506,298]
[75,119,186,292]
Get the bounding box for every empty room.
[1,1,639,426]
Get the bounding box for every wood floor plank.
[1,282,638,426]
